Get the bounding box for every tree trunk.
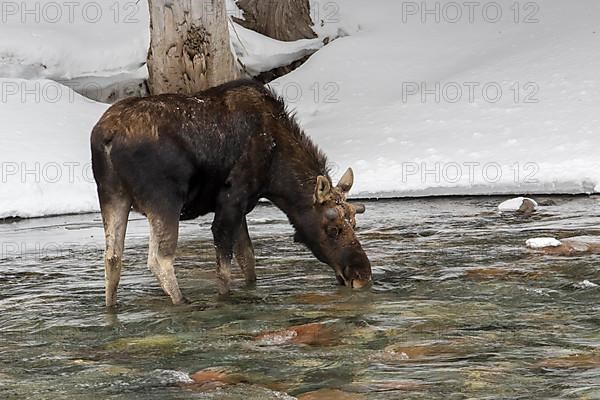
[147,0,239,95]
[234,0,316,42]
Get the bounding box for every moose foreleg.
[215,249,233,296]
[211,208,243,296]
[147,212,187,305]
[234,217,256,284]
[213,132,274,295]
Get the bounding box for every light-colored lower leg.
[148,215,186,304]
[216,251,232,296]
[234,218,256,284]
[104,250,122,307]
[148,253,187,304]
[102,199,130,307]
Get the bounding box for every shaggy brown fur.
[91,79,371,306]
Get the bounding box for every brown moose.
[91,79,371,306]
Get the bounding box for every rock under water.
[256,322,337,346]
[297,389,366,400]
[527,235,600,255]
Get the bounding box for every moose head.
[293,168,372,288]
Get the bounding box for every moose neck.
[266,151,315,223]
[265,136,326,228]
[260,102,330,228]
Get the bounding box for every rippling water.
[1,197,599,399]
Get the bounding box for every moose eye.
[326,226,340,238]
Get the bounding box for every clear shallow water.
[1,196,599,399]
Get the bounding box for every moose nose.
[350,278,371,289]
[343,263,372,290]
[336,273,371,289]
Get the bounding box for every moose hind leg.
[234,218,256,284]
[101,197,131,307]
[147,213,187,304]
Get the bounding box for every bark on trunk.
[234,0,316,42]
[147,0,239,95]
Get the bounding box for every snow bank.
[0,0,324,86]
[0,78,108,218]
[0,0,149,80]
[274,0,600,197]
[230,23,323,76]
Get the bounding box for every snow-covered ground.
[274,0,600,197]
[0,1,149,80]
[1,1,600,218]
[0,78,107,218]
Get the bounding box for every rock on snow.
[498,197,538,212]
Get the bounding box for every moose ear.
[352,203,366,214]
[337,168,354,193]
[314,175,331,204]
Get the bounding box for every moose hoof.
[105,296,119,309]
[217,291,232,300]
[173,296,191,305]
[244,276,257,287]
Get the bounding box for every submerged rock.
[370,381,423,391]
[537,352,600,369]
[527,236,600,255]
[186,367,248,391]
[465,267,542,281]
[190,368,245,385]
[256,322,337,346]
[346,380,424,393]
[186,367,292,394]
[155,369,194,385]
[498,197,537,213]
[385,344,456,360]
[379,342,461,361]
[293,292,342,305]
[297,389,366,400]
[186,379,294,398]
[106,334,179,354]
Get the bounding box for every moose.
[91,79,372,306]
